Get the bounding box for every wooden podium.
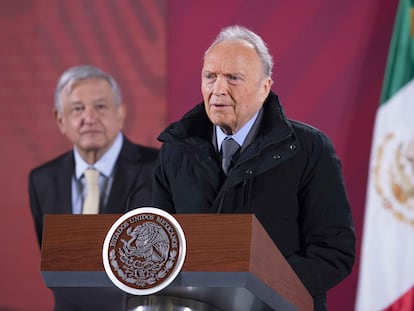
[41,214,313,311]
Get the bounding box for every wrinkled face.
[201,39,272,135]
[55,78,125,159]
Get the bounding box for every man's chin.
[78,139,106,152]
[213,121,233,135]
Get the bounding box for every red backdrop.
[0,0,398,310]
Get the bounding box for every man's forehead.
[208,38,255,53]
[203,40,261,73]
[63,77,111,96]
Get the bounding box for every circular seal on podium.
[102,207,186,295]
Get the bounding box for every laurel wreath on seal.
[109,248,177,286]
[374,132,414,226]
[109,222,178,287]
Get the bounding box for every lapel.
[241,107,263,152]
[104,138,141,213]
[56,152,75,214]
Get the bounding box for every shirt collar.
[216,111,259,150]
[74,132,124,179]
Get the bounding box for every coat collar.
[158,91,293,145]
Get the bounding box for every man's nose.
[212,76,228,96]
[83,105,98,120]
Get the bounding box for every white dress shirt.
[71,133,123,214]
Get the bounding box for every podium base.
[127,295,221,311]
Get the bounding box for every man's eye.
[96,103,106,110]
[227,74,244,85]
[204,73,216,80]
[228,75,239,81]
[72,106,84,112]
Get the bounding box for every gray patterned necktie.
[221,137,240,175]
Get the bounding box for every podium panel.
[41,214,313,311]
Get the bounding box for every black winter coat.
[153,91,355,310]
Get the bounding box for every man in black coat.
[28,65,158,311]
[152,25,355,311]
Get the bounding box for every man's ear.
[261,77,273,101]
[118,103,127,129]
[55,109,66,135]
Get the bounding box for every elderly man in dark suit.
[152,25,355,311]
[28,65,159,311]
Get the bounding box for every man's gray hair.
[204,25,274,78]
[54,65,122,112]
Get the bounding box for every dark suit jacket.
[28,135,159,247]
[28,136,159,311]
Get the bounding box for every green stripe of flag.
[380,0,414,105]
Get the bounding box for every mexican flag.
[355,0,414,310]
